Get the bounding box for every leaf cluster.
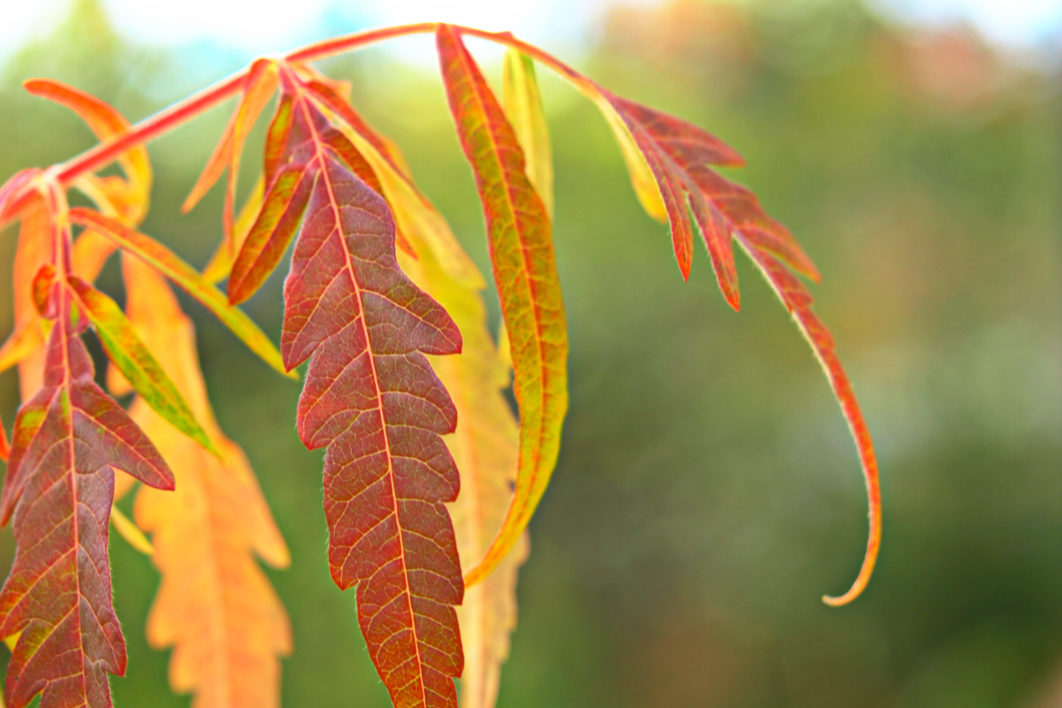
[0,22,880,708]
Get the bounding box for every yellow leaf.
[120,257,291,708]
[395,158,527,708]
[502,50,554,220]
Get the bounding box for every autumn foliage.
[0,22,880,708]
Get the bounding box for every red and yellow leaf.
[66,208,292,379]
[64,275,215,453]
[121,258,292,708]
[742,248,881,606]
[227,165,314,304]
[436,24,568,587]
[249,66,465,706]
[0,312,173,708]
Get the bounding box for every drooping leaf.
[182,59,277,228]
[227,165,314,304]
[436,24,569,586]
[0,312,173,708]
[585,87,878,604]
[120,257,292,708]
[64,275,215,453]
[398,214,527,708]
[249,65,465,706]
[66,207,292,379]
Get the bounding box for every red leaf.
[256,66,465,706]
[593,86,877,604]
[0,317,173,708]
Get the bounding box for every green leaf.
[65,275,217,455]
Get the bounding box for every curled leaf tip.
[822,486,881,607]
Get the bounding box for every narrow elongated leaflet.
[741,246,881,606]
[598,89,745,298]
[436,24,568,586]
[260,67,465,706]
[67,208,292,379]
[227,165,314,303]
[182,59,277,216]
[64,275,216,454]
[121,259,291,708]
[0,314,174,708]
[502,50,553,219]
[23,79,151,222]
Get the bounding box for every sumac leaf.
[267,66,465,707]
[437,24,569,587]
[0,317,173,708]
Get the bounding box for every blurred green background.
[1,0,1059,706]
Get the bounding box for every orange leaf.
[181,59,277,215]
[120,257,291,707]
[23,79,152,222]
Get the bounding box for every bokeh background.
[1,0,1059,706]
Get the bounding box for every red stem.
[3,23,583,219]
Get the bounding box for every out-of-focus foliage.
[1,0,1059,706]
